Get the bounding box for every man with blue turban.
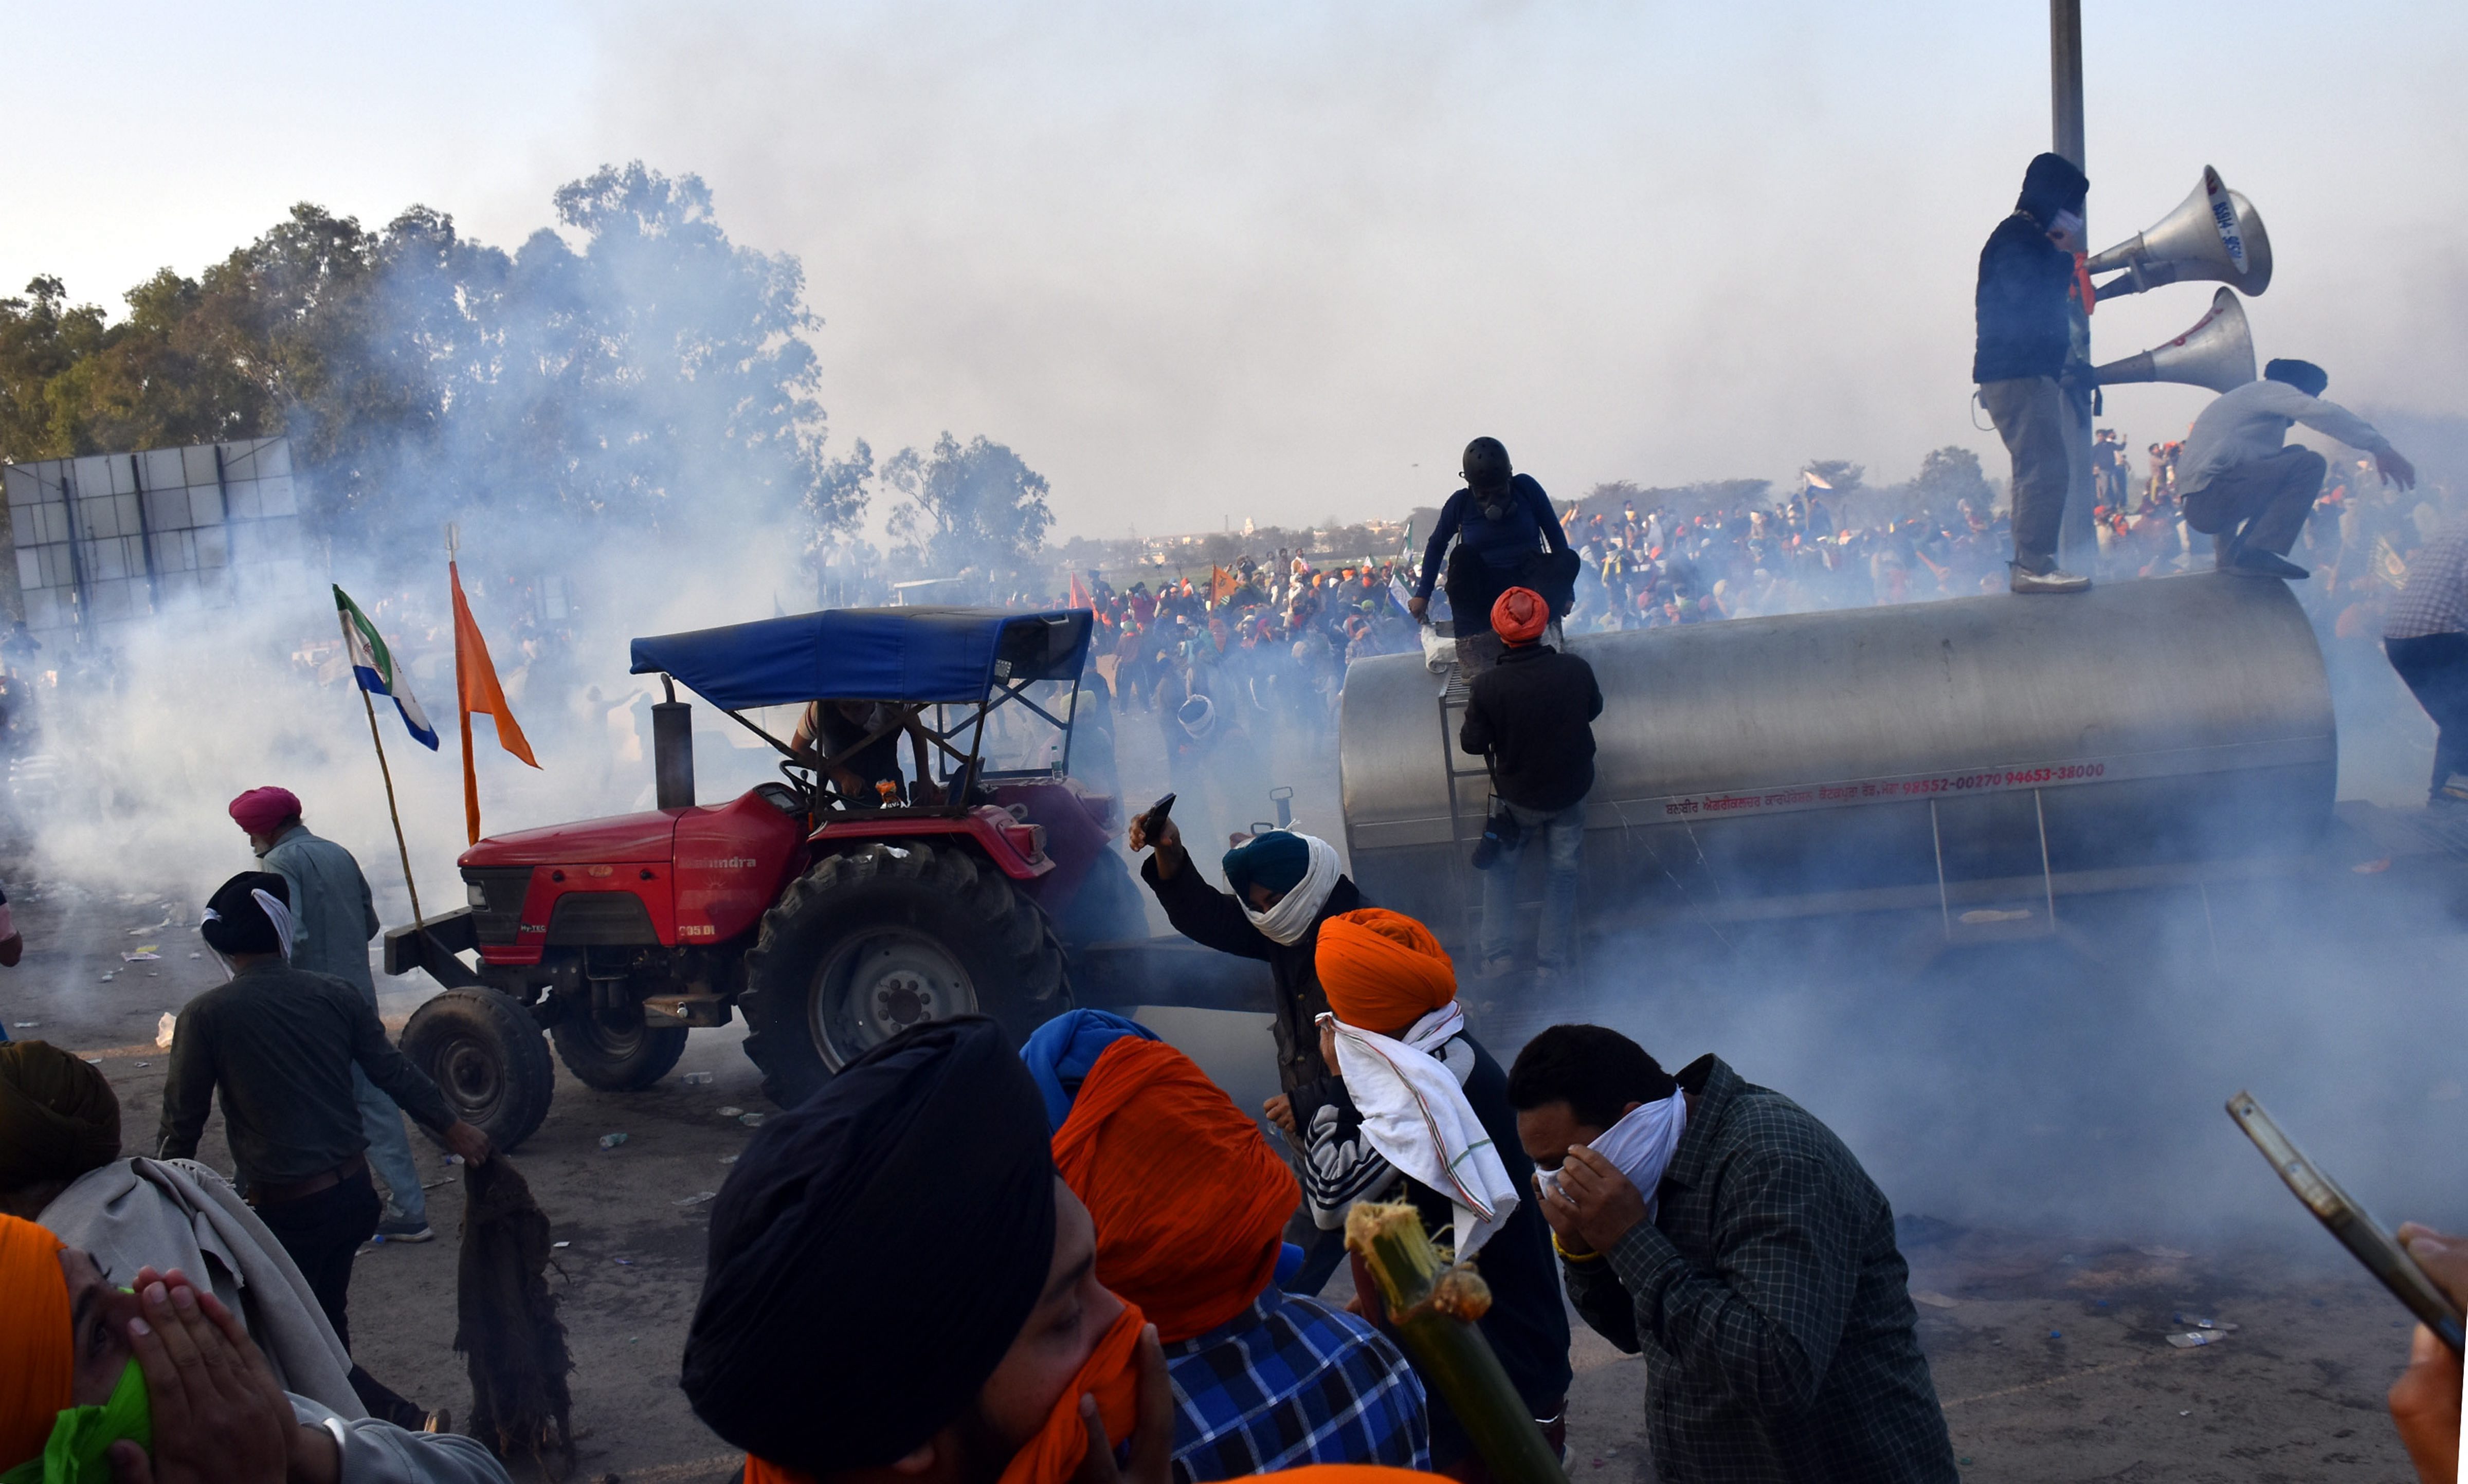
[1125,820,1364,1293]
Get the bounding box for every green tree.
[884,433,1053,585]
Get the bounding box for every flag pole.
[449,523,481,846]
[340,605,427,933]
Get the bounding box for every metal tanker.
[1339,571,2336,943]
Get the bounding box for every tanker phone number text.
[1894,762,2108,794]
[1659,761,2106,817]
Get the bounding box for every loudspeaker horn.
[2092,287,2255,393]
[2088,166,2272,300]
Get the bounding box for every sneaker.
[2010,566,2091,594]
[2233,549,2310,580]
[375,1217,435,1243]
[1476,952,1518,981]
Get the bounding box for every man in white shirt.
[2178,358,2416,579]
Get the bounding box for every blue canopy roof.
[630,606,1094,710]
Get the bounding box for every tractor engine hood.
[460,810,680,867]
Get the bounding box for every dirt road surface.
[6,870,2430,1483]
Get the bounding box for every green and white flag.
[334,585,439,750]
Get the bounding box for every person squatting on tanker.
[1127,821,1366,1294]
[1406,439,1578,664]
[1301,910,1572,1474]
[1457,588,1603,985]
[229,787,435,1245]
[1021,1010,1431,1480]
[2177,358,2415,581]
[1509,1024,1958,1483]
[0,1214,513,1484]
[2384,518,2468,806]
[1974,151,2093,596]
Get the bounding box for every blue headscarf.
[1221,831,1311,900]
[1020,1010,1160,1132]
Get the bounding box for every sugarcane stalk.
[1346,1202,1569,1484]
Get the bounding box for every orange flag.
[1210,565,1237,605]
[451,562,540,844]
[1069,573,1093,610]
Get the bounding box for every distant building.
[0,436,306,646]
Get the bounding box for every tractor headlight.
[467,881,488,908]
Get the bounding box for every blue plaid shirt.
[1164,1286,1429,1483]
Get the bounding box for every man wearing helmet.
[1407,438,1577,662]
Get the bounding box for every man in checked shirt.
[1509,1025,1957,1483]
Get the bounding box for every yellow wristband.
[1553,1232,1603,1264]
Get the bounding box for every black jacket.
[1460,644,1603,813]
[1971,152,2088,384]
[158,961,456,1189]
[1141,853,1362,1120]
[1563,1056,1957,1482]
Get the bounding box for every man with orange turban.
[1458,586,1601,985]
[1306,911,1570,1477]
[1047,1033,1427,1480]
[0,1214,505,1484]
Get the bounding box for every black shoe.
[2233,549,2309,580]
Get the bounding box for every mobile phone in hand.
[2229,1090,2464,1354]
[1137,792,1176,845]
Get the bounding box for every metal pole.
[2051,0,2098,572]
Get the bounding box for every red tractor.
[383,605,1165,1147]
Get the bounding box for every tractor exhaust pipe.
[654,675,695,810]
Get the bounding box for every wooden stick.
[341,606,426,932]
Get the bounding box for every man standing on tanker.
[1974,152,2094,595]
[1406,438,1577,662]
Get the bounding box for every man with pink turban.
[227,787,432,1245]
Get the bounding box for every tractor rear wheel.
[549,1006,689,1091]
[741,841,1068,1108]
[401,987,554,1151]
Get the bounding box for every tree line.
[0,162,1053,589]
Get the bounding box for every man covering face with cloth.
[1128,820,1367,1294]
[1305,910,1570,1476]
[1507,1024,1957,1483]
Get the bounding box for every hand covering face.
[0,1043,120,1195]
[682,1018,1058,1478]
[1020,1011,1159,1134]
[1535,1094,1688,1221]
[1051,1037,1298,1342]
[994,1300,1147,1484]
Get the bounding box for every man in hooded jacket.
[1129,821,1364,1294]
[1975,152,2093,595]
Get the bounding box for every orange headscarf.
[1490,586,1549,646]
[744,1300,1148,1484]
[1314,909,1456,1032]
[1,1214,72,1474]
[1052,1038,1298,1344]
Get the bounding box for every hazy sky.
[3,1,2462,539]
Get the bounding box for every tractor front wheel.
[401,987,555,1151]
[740,841,1067,1108]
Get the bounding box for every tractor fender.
[808,805,1053,880]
